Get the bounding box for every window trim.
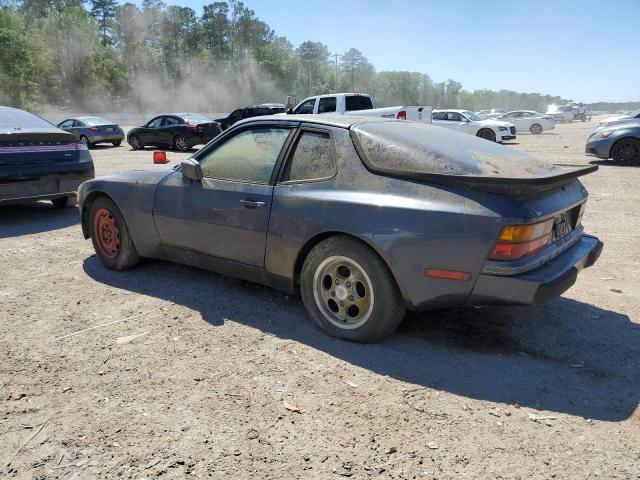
[194,123,297,185]
[276,126,338,185]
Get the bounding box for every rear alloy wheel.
[79,135,91,149]
[530,123,543,135]
[476,128,496,142]
[129,135,143,150]
[173,135,188,151]
[612,138,640,164]
[300,236,405,342]
[90,196,139,270]
[51,196,77,208]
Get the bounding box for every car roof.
[433,109,469,113]
[235,114,396,129]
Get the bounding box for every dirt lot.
[1,118,639,479]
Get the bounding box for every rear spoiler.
[367,164,598,196]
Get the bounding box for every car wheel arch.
[81,191,124,239]
[610,136,638,160]
[292,231,408,303]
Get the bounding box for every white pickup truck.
[289,93,432,123]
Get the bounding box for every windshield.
[462,111,482,121]
[182,113,212,123]
[82,117,112,126]
[0,107,53,129]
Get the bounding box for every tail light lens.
[185,122,198,130]
[397,110,406,120]
[489,219,554,261]
[89,127,99,131]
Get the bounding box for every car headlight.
[590,129,613,141]
[498,126,508,131]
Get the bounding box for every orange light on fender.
[153,151,169,164]
[425,268,471,281]
[498,219,553,242]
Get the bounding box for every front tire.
[611,138,640,164]
[300,236,406,342]
[476,128,496,142]
[173,135,188,151]
[89,196,139,270]
[51,196,77,208]
[530,123,543,135]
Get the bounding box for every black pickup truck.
[0,107,94,207]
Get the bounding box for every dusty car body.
[1,106,94,207]
[585,123,640,163]
[79,115,602,341]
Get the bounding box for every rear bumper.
[0,170,94,204]
[468,234,603,306]
[88,133,124,144]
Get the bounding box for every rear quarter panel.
[266,127,588,309]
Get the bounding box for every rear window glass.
[182,114,211,123]
[0,108,53,129]
[82,117,112,126]
[352,122,560,178]
[345,96,373,111]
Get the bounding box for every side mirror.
[181,158,203,182]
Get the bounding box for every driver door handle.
[240,199,266,209]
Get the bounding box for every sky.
[162,0,640,103]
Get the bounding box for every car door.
[293,98,317,114]
[142,116,164,145]
[160,116,182,146]
[57,119,76,137]
[500,112,521,131]
[152,124,296,266]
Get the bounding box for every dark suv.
[217,105,285,131]
[0,107,94,207]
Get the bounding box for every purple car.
[78,115,602,342]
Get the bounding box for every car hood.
[476,119,514,128]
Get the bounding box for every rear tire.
[300,236,406,342]
[611,138,640,164]
[129,135,143,150]
[89,196,139,270]
[476,128,496,142]
[112,140,122,147]
[173,135,188,151]
[530,123,543,135]
[51,196,77,208]
[79,135,91,149]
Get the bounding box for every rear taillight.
[489,219,554,261]
[185,123,198,130]
[397,111,406,120]
[89,127,99,131]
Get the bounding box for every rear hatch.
[193,122,221,138]
[350,121,596,195]
[0,127,88,180]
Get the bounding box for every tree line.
[0,0,634,113]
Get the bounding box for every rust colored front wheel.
[89,196,139,270]
[93,208,121,259]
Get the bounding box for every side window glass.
[318,97,337,113]
[281,131,336,182]
[447,112,462,121]
[148,117,163,128]
[163,117,180,126]
[432,112,445,120]
[59,120,73,128]
[295,99,316,114]
[199,128,291,183]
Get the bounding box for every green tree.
[90,0,118,45]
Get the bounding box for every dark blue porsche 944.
[78,115,603,342]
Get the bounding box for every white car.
[598,109,640,128]
[432,110,516,142]
[477,108,506,120]
[496,111,555,134]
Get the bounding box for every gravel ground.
[1,118,638,479]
